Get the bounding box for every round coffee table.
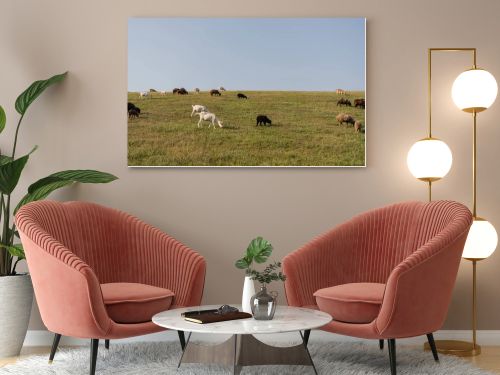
[153,305,331,374]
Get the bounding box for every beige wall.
[2,0,500,331]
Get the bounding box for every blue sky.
[128,18,365,92]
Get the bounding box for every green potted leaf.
[235,237,274,313]
[0,72,117,358]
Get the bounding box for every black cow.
[177,88,188,95]
[237,93,248,99]
[172,88,179,94]
[210,89,221,96]
[256,115,272,126]
[127,102,141,118]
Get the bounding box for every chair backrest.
[344,200,469,284]
[16,200,140,284]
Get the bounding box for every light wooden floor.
[1,345,500,372]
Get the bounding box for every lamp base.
[424,340,481,357]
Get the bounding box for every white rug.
[0,341,494,374]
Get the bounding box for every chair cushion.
[313,283,385,324]
[101,283,174,324]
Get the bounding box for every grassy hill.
[128,90,365,166]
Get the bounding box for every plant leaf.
[14,169,117,214]
[0,148,36,194]
[246,237,273,263]
[0,244,25,259]
[235,258,250,269]
[15,72,68,115]
[0,105,5,134]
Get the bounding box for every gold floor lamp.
[407,48,498,356]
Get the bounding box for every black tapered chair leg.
[48,333,62,363]
[379,339,384,350]
[105,339,110,350]
[177,330,186,350]
[303,329,311,347]
[388,339,396,375]
[426,333,439,362]
[90,339,99,375]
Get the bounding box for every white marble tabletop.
[152,305,332,335]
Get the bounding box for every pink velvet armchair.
[16,200,206,375]
[283,200,472,375]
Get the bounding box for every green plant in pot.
[0,72,117,358]
[235,237,286,320]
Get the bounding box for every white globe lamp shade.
[407,138,453,181]
[462,218,498,259]
[452,69,498,113]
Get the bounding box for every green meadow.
[127,91,365,166]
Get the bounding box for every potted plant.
[235,237,273,312]
[0,72,117,358]
[235,237,286,318]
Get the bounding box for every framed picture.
[128,18,366,167]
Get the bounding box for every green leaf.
[235,258,250,269]
[0,150,35,194]
[0,244,25,259]
[246,237,273,264]
[14,169,117,214]
[0,105,5,134]
[15,72,67,115]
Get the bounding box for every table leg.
[178,332,317,374]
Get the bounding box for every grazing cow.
[336,113,355,126]
[173,88,179,94]
[237,93,248,99]
[195,88,200,94]
[354,98,365,109]
[210,89,221,96]
[337,98,352,107]
[128,102,141,118]
[354,121,363,132]
[139,91,149,99]
[177,88,188,95]
[196,111,223,128]
[219,86,226,91]
[256,115,272,126]
[191,105,208,117]
[336,89,346,95]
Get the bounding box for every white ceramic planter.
[241,276,255,313]
[0,274,33,358]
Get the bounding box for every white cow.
[159,90,167,95]
[139,91,149,99]
[196,111,223,128]
[191,105,208,117]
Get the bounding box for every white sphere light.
[407,138,453,181]
[452,69,498,112]
[462,218,498,259]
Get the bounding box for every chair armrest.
[283,219,359,307]
[18,231,111,339]
[125,219,206,307]
[375,228,470,338]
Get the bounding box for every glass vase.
[250,285,278,320]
